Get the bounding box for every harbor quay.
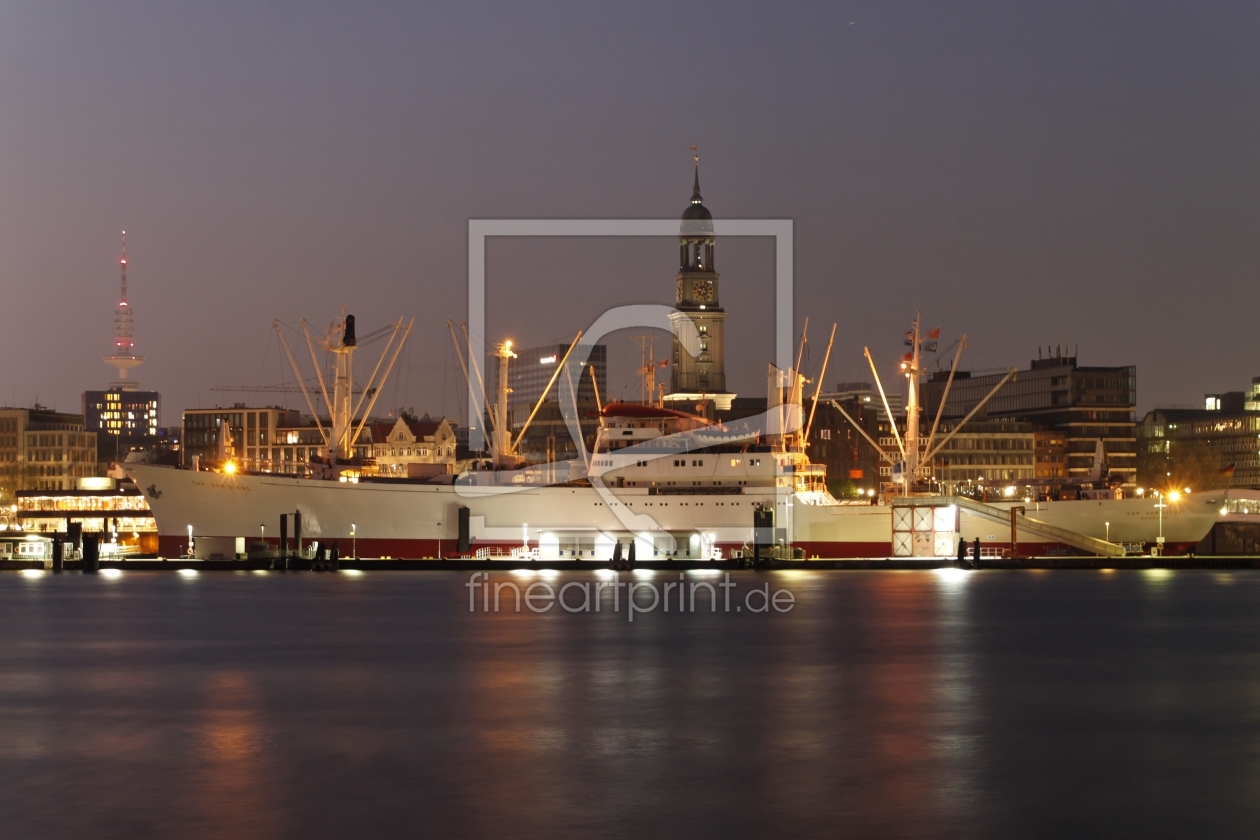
[7,555,1260,573]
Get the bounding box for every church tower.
[665,153,735,411]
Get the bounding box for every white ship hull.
[125,463,1222,559]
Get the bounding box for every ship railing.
[100,543,141,558]
[921,494,1126,558]
[473,546,538,560]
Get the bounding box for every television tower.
[103,230,144,390]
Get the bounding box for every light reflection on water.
[3,570,1260,838]
[186,671,277,837]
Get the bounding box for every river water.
[2,568,1259,839]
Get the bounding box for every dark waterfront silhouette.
[2,569,1259,838]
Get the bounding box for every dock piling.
[82,535,99,574]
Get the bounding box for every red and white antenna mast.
[104,230,145,389]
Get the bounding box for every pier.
[7,555,1260,573]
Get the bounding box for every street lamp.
[1105,521,1110,543]
[351,523,356,560]
[187,523,194,559]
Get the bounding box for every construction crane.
[211,383,369,395]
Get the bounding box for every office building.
[0,407,99,496]
[83,388,161,451]
[1139,383,1260,489]
[922,351,1137,485]
[928,421,1036,484]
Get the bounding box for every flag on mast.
[923,326,940,352]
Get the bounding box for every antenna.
[103,229,145,389]
[120,230,127,304]
[633,336,664,406]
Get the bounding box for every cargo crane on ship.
[444,320,585,470]
[271,311,414,470]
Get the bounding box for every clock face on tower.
[691,279,714,303]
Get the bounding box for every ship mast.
[633,336,664,407]
[330,313,356,459]
[275,313,413,465]
[904,312,921,482]
[493,340,516,466]
[849,315,1014,496]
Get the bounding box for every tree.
[1139,438,1228,492]
[0,463,35,526]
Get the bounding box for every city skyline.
[2,2,1257,419]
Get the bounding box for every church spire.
[667,149,733,410]
[690,146,702,203]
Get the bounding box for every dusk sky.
[3,1,1257,424]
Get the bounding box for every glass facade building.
[1139,406,1260,489]
[487,342,607,462]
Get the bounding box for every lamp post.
[1154,491,1167,556]
[351,523,356,560]
[1105,521,1110,543]
[187,524,193,559]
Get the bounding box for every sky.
[2,1,1257,425]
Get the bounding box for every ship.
[125,313,1222,561]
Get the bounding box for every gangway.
[940,495,1126,558]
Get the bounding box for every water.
[2,568,1260,839]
